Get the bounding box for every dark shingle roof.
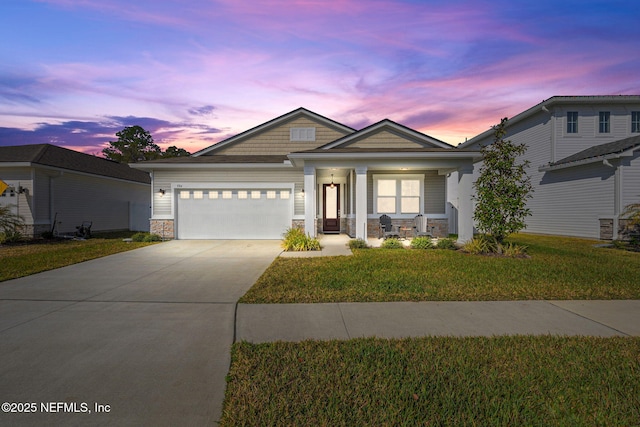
[550,135,640,167]
[0,144,151,184]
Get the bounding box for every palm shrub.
[410,236,434,249]
[621,202,640,249]
[462,234,499,255]
[381,238,404,249]
[0,205,24,243]
[281,227,321,251]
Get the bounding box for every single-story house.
[0,143,151,237]
[455,95,640,240]
[132,108,481,242]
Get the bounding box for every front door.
[323,184,340,233]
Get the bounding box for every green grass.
[221,336,640,426]
[240,234,640,302]
[0,232,158,282]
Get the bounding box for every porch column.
[304,165,316,237]
[457,164,474,244]
[355,166,368,240]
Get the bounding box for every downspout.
[49,171,63,233]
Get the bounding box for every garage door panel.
[177,188,292,239]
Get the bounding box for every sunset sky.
[1,0,639,155]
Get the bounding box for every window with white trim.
[374,175,423,215]
[290,127,316,141]
[632,111,640,133]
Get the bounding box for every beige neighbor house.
[132,108,481,243]
[0,144,151,237]
[454,95,640,240]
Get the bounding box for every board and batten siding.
[366,170,445,215]
[211,117,351,155]
[152,168,304,217]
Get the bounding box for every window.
[374,175,423,215]
[599,112,610,133]
[266,190,276,199]
[238,191,248,199]
[290,127,316,141]
[632,112,640,133]
[566,111,578,133]
[209,191,218,199]
[280,190,290,199]
[222,191,232,199]
[193,191,203,199]
[251,191,261,199]
[180,191,190,199]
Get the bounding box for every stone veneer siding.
[150,219,175,240]
[367,218,448,239]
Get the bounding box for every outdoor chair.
[379,214,400,239]
[75,221,92,239]
[413,214,434,238]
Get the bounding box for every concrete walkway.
[236,300,640,343]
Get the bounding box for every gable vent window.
[290,127,316,141]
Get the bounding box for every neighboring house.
[0,144,151,237]
[132,108,481,242]
[455,95,640,240]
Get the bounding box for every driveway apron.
[0,240,281,426]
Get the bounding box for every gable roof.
[460,95,640,149]
[192,107,356,156]
[540,134,640,171]
[0,144,151,184]
[320,119,453,150]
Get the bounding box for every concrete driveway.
[0,240,282,426]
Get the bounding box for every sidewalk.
[236,300,640,343]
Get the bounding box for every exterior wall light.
[159,189,165,196]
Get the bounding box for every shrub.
[0,229,23,244]
[436,238,457,250]
[281,228,321,251]
[41,231,54,240]
[348,238,369,249]
[381,238,403,249]
[500,241,528,257]
[410,236,434,249]
[143,233,162,242]
[131,232,148,242]
[462,235,498,255]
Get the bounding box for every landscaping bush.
[131,232,162,242]
[143,233,162,242]
[462,235,498,255]
[435,238,457,250]
[380,238,403,249]
[348,238,369,249]
[410,236,434,249]
[281,227,321,251]
[131,232,148,242]
[500,241,528,257]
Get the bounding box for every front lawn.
[240,234,640,302]
[221,336,640,426]
[0,232,159,282]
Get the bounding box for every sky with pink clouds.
[1,0,639,155]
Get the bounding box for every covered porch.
[288,149,479,244]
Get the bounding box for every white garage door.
[176,187,293,239]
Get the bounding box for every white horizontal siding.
[152,168,304,217]
[528,163,614,238]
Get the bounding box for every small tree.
[473,117,533,243]
[102,126,162,163]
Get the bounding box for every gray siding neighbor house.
[0,144,151,237]
[455,95,640,240]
